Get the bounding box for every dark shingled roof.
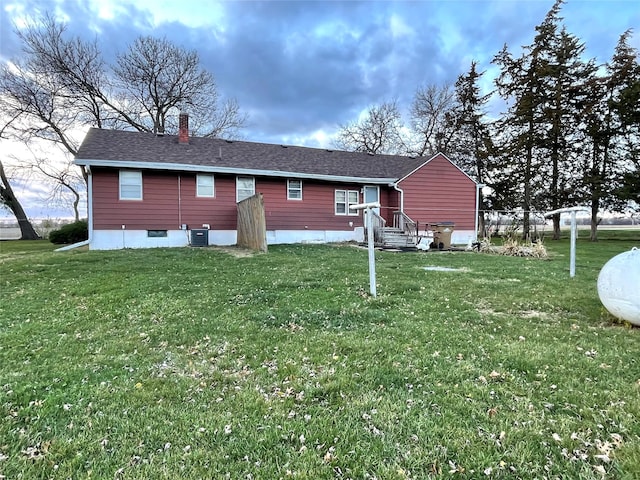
[75,128,431,181]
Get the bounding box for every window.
[119,170,142,200]
[335,189,359,215]
[348,191,359,214]
[287,179,302,200]
[236,177,255,202]
[147,230,168,237]
[196,174,215,197]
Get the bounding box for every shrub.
[49,220,88,244]
[479,237,548,258]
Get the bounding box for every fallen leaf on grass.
[610,433,623,447]
[323,446,336,462]
[594,454,610,463]
[21,441,50,460]
[448,460,465,473]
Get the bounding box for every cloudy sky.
[1,0,639,220]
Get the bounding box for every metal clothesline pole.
[366,210,376,297]
[545,206,589,278]
[352,202,381,297]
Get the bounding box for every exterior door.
[363,186,380,214]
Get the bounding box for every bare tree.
[1,16,116,163]
[113,36,246,137]
[0,14,247,230]
[0,160,40,240]
[195,97,247,140]
[24,151,84,222]
[5,14,247,140]
[0,59,85,167]
[334,101,405,154]
[0,118,40,239]
[408,83,457,156]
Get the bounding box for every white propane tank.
[597,247,640,326]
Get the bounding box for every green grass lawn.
[1,232,639,479]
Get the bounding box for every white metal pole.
[544,206,588,278]
[367,207,377,297]
[570,211,577,278]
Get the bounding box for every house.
[74,114,479,250]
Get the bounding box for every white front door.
[363,186,380,214]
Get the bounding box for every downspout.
[475,183,485,242]
[87,165,93,245]
[391,182,404,232]
[391,182,404,231]
[178,175,182,228]
[475,183,479,242]
[55,166,92,252]
[178,174,188,245]
[392,182,404,213]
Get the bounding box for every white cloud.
[389,13,413,39]
[98,0,226,28]
[279,128,336,149]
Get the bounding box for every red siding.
[91,154,475,234]
[93,169,180,229]
[93,169,239,230]
[91,168,366,231]
[398,154,476,229]
[259,179,364,231]
[179,173,237,229]
[380,187,399,225]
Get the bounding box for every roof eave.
[74,158,397,185]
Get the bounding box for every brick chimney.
[179,112,189,144]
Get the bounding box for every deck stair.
[381,226,416,249]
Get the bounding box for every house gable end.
[396,152,477,231]
[396,152,477,186]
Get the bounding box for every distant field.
[1,233,638,479]
[0,224,62,241]
[0,227,21,240]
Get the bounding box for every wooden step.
[382,232,416,248]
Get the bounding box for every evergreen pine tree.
[451,61,494,236]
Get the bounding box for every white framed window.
[335,189,359,216]
[348,190,359,215]
[236,176,255,202]
[196,174,215,197]
[287,179,302,200]
[119,170,142,200]
[336,190,347,214]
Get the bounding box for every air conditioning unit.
[190,229,209,247]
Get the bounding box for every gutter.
[73,159,396,185]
